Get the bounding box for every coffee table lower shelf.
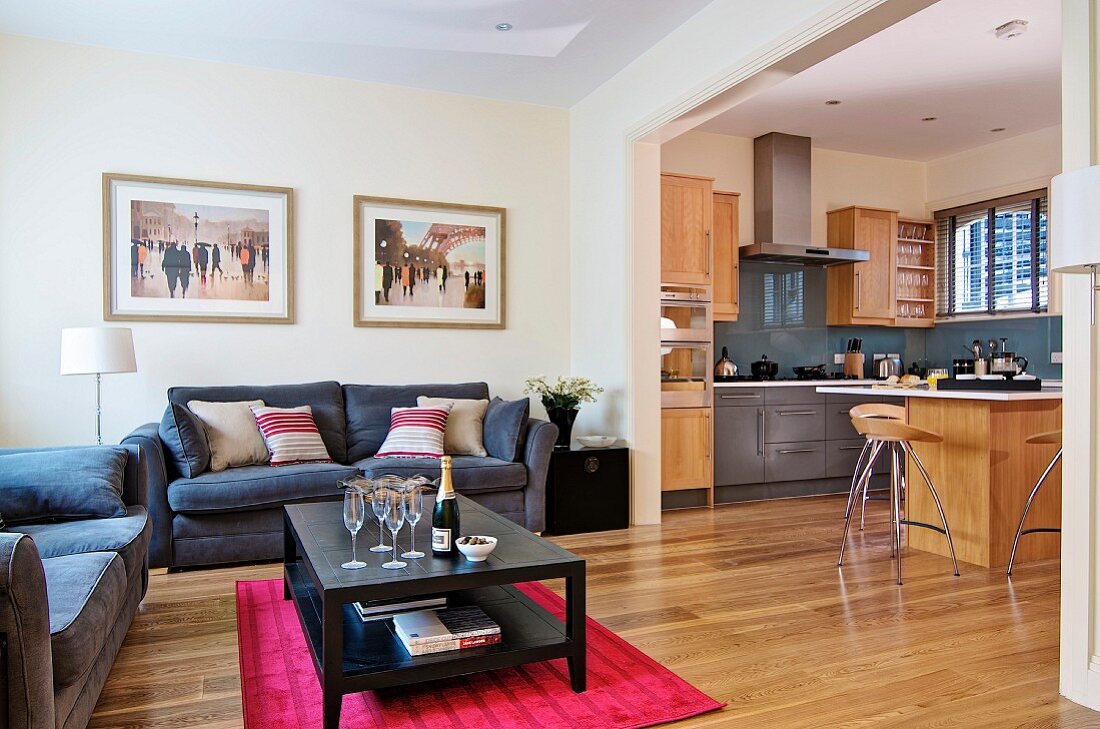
[285,561,577,690]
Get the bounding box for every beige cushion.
[417,396,489,457]
[187,400,269,472]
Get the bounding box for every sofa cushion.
[356,455,526,495]
[375,404,452,459]
[158,402,210,478]
[188,399,269,471]
[17,506,151,578]
[483,397,530,462]
[168,382,347,464]
[168,463,359,513]
[43,551,127,688]
[251,405,333,466]
[0,447,128,525]
[344,382,490,462]
[418,396,489,456]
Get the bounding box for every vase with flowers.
[524,375,604,449]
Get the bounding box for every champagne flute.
[382,488,407,570]
[402,483,426,559]
[369,485,391,552]
[341,488,367,570]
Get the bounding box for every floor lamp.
[60,327,137,445]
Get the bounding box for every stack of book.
[353,596,447,622]
[392,606,502,656]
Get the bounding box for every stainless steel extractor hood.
[741,132,869,267]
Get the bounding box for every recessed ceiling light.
[990,127,1006,132]
[994,19,1028,40]
[922,117,937,122]
[825,100,841,106]
[495,22,513,31]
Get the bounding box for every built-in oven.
[660,285,712,408]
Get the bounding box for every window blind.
[762,270,804,328]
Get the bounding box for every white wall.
[0,34,570,447]
[660,130,927,246]
[926,125,1062,209]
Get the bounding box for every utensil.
[341,488,368,570]
[793,364,828,379]
[714,346,737,377]
[751,355,779,379]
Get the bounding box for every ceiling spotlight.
[994,19,1028,40]
[825,100,841,106]
[921,117,937,122]
[495,22,513,31]
[990,127,1006,132]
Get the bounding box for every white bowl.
[456,536,497,562]
[577,435,616,448]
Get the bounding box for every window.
[935,190,1048,317]
[763,270,804,327]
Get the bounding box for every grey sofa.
[0,445,152,729]
[124,381,558,570]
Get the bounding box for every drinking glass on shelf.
[369,485,391,552]
[921,273,930,290]
[341,488,367,570]
[381,488,407,570]
[900,302,910,318]
[916,303,926,318]
[914,243,923,263]
[401,482,428,559]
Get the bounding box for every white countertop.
[715,379,879,388]
[814,384,1063,402]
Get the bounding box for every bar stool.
[1006,430,1062,576]
[842,417,959,585]
[841,403,906,534]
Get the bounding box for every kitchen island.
[817,384,1062,568]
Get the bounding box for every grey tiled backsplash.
[716,262,1062,379]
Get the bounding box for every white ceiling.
[0,0,714,107]
[697,0,1061,161]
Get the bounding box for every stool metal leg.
[902,442,960,577]
[843,439,872,522]
[891,443,904,585]
[1007,449,1062,576]
[838,439,884,567]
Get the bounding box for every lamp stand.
[95,372,103,446]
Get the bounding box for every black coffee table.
[282,495,587,729]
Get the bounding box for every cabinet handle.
[705,229,712,277]
[837,445,865,451]
[757,408,764,456]
[704,411,711,459]
[855,271,862,310]
[778,448,818,455]
[777,410,817,416]
[838,409,854,415]
[720,394,760,400]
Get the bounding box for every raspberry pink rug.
[237,579,724,728]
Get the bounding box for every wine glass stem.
[378,518,385,548]
[351,532,357,562]
[391,531,399,564]
[410,527,415,552]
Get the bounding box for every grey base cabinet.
[713,404,764,486]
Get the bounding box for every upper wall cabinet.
[712,191,740,321]
[826,206,898,326]
[660,173,713,286]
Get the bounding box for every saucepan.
[751,355,779,379]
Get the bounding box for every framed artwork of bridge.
[353,195,506,328]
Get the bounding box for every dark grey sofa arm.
[522,419,558,533]
[123,424,173,569]
[0,534,55,729]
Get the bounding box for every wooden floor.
[91,496,1099,728]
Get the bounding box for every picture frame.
[103,173,294,323]
[353,195,505,329]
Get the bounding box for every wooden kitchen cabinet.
[712,191,740,321]
[660,173,713,285]
[660,408,713,500]
[826,206,898,326]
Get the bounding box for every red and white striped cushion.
[250,405,332,467]
[375,404,453,459]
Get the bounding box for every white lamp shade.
[60,327,137,375]
[1051,165,1100,273]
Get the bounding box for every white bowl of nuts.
[456,535,498,562]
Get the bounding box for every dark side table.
[544,444,629,535]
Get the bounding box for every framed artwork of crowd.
[102,173,294,323]
[353,195,506,329]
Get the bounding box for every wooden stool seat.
[1025,430,1062,446]
[848,403,905,420]
[841,403,907,537]
[853,418,943,444]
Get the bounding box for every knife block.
[843,353,865,379]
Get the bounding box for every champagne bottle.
[432,456,459,555]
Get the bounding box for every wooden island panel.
[905,397,1061,568]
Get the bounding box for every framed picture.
[103,173,294,323]
[354,195,505,328]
